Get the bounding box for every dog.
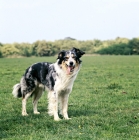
[12,47,85,121]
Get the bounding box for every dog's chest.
[54,72,75,91]
[46,63,77,92]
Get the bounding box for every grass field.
[0,56,139,140]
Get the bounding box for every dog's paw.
[54,117,61,121]
[34,111,40,115]
[22,112,28,116]
[64,117,71,120]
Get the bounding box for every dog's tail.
[12,84,22,98]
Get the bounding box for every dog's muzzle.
[66,61,75,74]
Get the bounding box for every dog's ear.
[57,50,66,59]
[57,50,66,64]
[72,47,85,58]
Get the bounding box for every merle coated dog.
[12,47,85,121]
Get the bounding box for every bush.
[128,38,139,54]
[0,50,2,57]
[96,43,132,55]
[0,37,139,57]
[36,41,55,56]
[1,44,19,56]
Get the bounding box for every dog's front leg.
[48,91,60,121]
[53,92,60,121]
[61,93,71,120]
[63,94,71,120]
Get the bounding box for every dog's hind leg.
[22,92,32,116]
[33,87,43,114]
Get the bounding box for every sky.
[0,0,139,43]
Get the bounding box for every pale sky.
[0,0,139,43]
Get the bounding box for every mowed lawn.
[0,56,139,140]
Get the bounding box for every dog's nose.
[69,61,73,66]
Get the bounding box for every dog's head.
[57,47,85,75]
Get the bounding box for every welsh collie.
[12,47,85,121]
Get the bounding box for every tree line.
[0,37,139,57]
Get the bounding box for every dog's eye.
[65,57,69,60]
[72,56,76,59]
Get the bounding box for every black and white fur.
[12,47,85,121]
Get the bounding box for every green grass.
[0,56,139,140]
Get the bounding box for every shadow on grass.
[68,105,94,118]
